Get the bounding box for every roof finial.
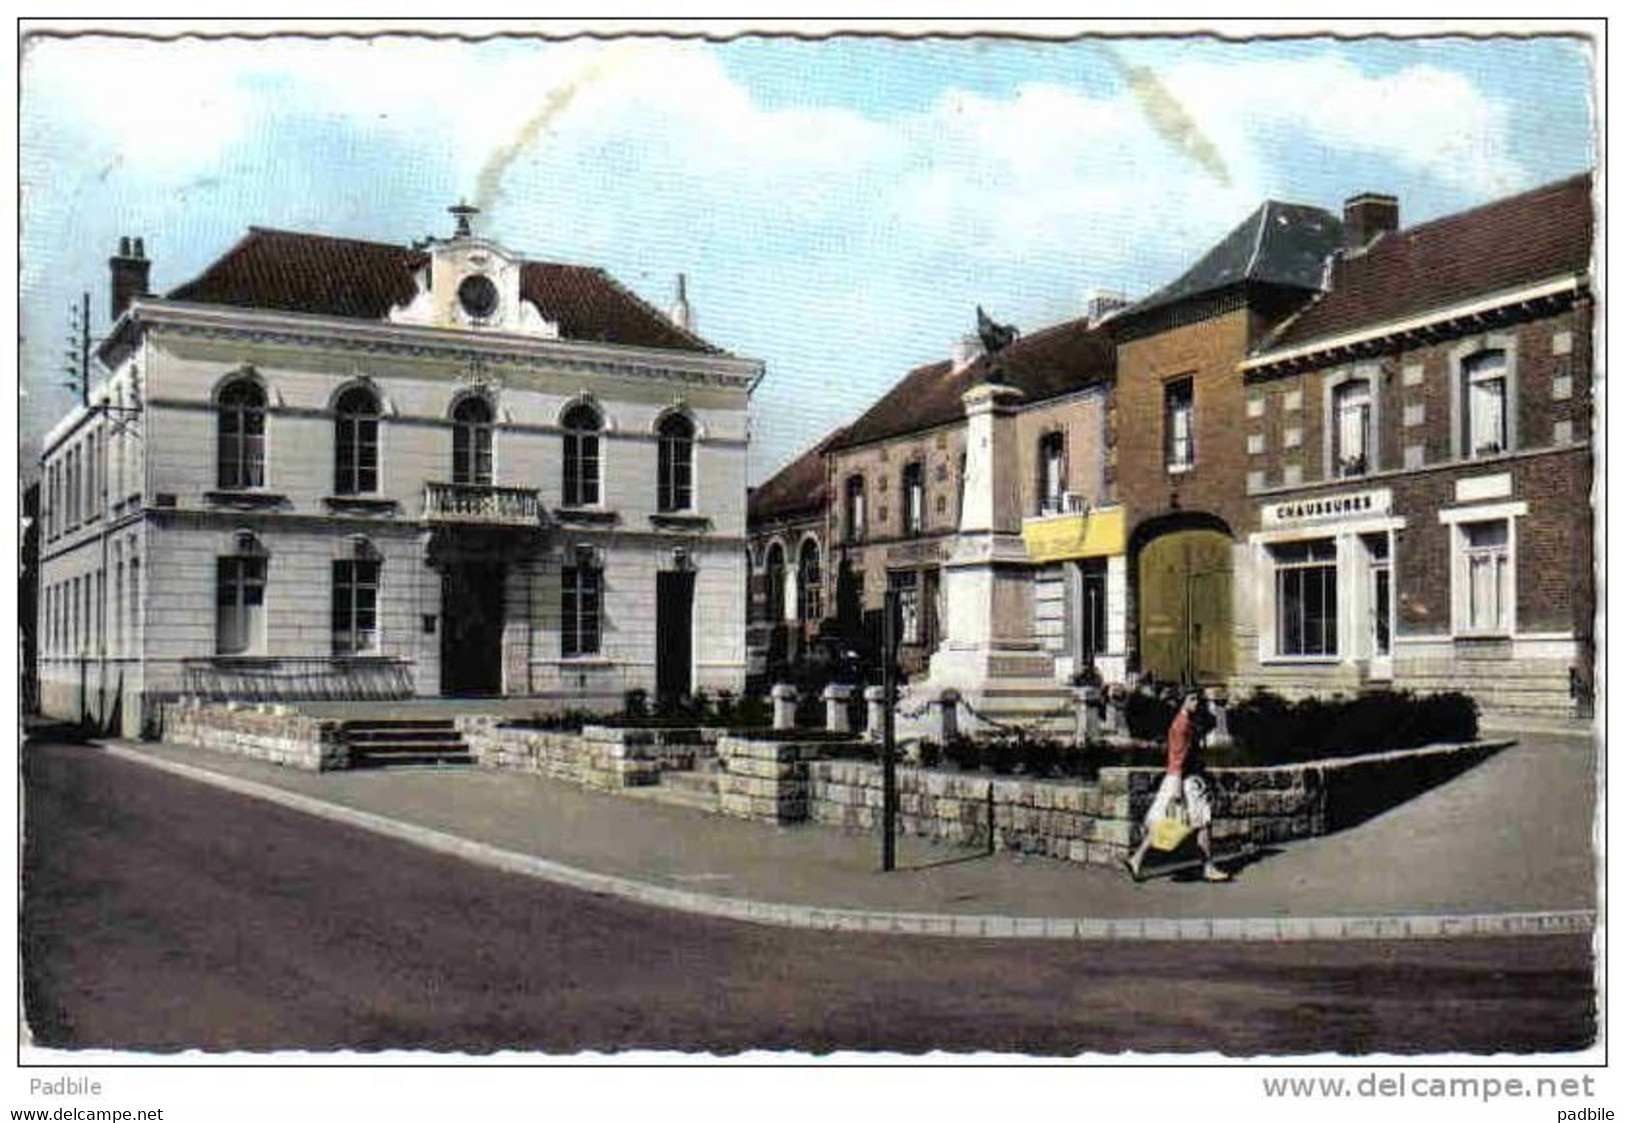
[669,272,693,331]
[448,200,479,239]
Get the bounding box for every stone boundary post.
[822,683,855,734]
[770,683,798,731]
[864,685,886,741]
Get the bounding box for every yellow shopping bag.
[1148,801,1193,852]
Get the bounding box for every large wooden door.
[656,570,696,702]
[441,562,505,696]
[1138,530,1233,684]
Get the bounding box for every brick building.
[36,208,762,735]
[1108,200,1344,684]
[745,429,842,686]
[812,313,1121,683]
[1235,175,1594,721]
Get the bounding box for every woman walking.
[1125,690,1230,882]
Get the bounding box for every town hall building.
[37,206,762,736]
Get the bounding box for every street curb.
[103,745,1596,944]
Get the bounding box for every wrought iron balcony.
[423,481,543,528]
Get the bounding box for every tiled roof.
[1265,174,1593,352]
[748,429,845,525]
[164,227,721,354]
[832,316,1115,451]
[1121,201,1343,322]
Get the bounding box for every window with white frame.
[1333,380,1372,477]
[1458,520,1511,634]
[797,538,823,623]
[1165,378,1194,470]
[561,551,603,657]
[561,402,602,506]
[1038,431,1066,513]
[1462,350,1508,458]
[217,378,267,490]
[1271,538,1338,656]
[332,558,381,655]
[889,570,921,645]
[216,553,267,655]
[657,412,695,512]
[901,462,924,536]
[335,386,381,495]
[843,475,867,543]
[452,396,495,487]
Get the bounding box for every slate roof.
[164,227,721,354]
[831,316,1115,451]
[1263,174,1593,353]
[1120,201,1343,323]
[748,429,845,524]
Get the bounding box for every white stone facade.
[37,223,760,735]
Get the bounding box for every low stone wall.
[715,736,872,823]
[805,739,1507,867]
[456,720,663,790]
[162,700,346,771]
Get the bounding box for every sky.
[17,28,1597,484]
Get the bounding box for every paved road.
[22,742,1595,1056]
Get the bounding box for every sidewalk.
[101,730,1598,940]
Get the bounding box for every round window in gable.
[458,274,499,319]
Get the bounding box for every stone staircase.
[623,757,721,813]
[342,718,475,768]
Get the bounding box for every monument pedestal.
[896,380,1074,740]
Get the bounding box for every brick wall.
[1114,307,1257,536]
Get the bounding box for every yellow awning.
[1021,506,1126,563]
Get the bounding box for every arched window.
[452,396,494,486]
[217,378,266,490]
[562,401,602,506]
[1332,380,1372,477]
[334,386,381,495]
[765,542,787,623]
[657,412,695,512]
[797,538,823,623]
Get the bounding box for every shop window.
[1272,539,1338,656]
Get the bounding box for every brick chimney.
[1343,193,1399,252]
[109,236,151,321]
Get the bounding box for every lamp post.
[881,587,899,872]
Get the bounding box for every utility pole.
[881,588,899,872]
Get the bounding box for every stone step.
[351,750,475,768]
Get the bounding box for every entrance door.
[1138,530,1233,684]
[656,570,695,702]
[441,562,505,696]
